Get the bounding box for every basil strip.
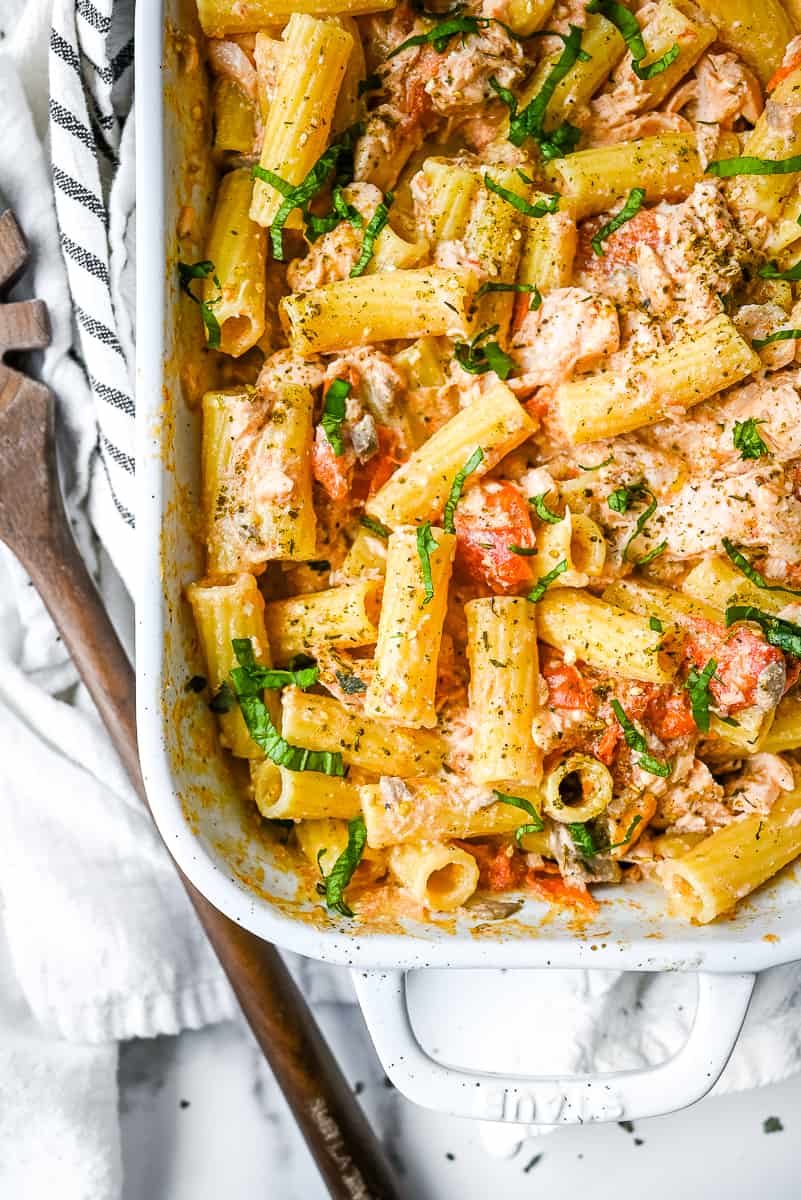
[591,188,646,256]
[620,484,659,562]
[475,281,542,311]
[454,324,514,379]
[490,24,586,157]
[610,698,671,777]
[529,493,563,524]
[578,453,614,471]
[177,259,222,349]
[443,447,484,533]
[721,538,801,598]
[416,521,439,605]
[321,378,350,456]
[231,641,344,775]
[387,14,483,58]
[707,153,801,178]
[483,174,560,218]
[209,682,234,713]
[587,0,679,80]
[685,657,717,734]
[527,558,568,602]
[230,642,320,691]
[493,790,545,845]
[509,544,539,556]
[752,328,801,350]
[758,260,801,282]
[316,816,367,917]
[725,604,801,658]
[649,616,663,633]
[636,541,667,566]
[733,417,770,460]
[568,822,597,858]
[359,514,391,539]
[252,125,361,260]
[350,192,394,276]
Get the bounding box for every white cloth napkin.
[3,1,801,1196]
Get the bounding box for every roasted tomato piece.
[526,868,599,914]
[311,428,352,501]
[454,481,537,592]
[542,652,596,712]
[686,619,785,711]
[645,688,696,740]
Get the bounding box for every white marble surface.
[119,983,801,1200]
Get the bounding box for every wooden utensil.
[0,209,403,1200]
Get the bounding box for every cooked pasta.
[184,3,801,923]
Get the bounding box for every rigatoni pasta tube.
[536,508,606,588]
[197,0,395,36]
[467,168,530,335]
[186,573,276,760]
[466,597,541,789]
[517,210,576,294]
[204,384,317,568]
[250,15,352,229]
[693,0,795,86]
[281,687,447,776]
[263,580,381,663]
[544,134,701,221]
[366,382,534,526]
[536,590,679,683]
[515,13,625,133]
[603,577,721,628]
[416,158,480,243]
[499,0,555,37]
[556,314,758,444]
[280,268,475,356]
[660,777,801,923]
[608,1,715,114]
[212,80,256,156]
[360,780,532,848]
[681,554,801,616]
[389,843,479,911]
[542,753,614,824]
[204,168,267,357]
[252,762,361,820]
[364,526,456,727]
[764,694,801,753]
[728,66,801,224]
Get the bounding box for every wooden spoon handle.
[15,439,403,1200]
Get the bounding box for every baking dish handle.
[352,969,755,1124]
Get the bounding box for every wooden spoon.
[0,209,403,1200]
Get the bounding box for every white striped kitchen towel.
[49,0,136,592]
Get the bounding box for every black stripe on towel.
[60,233,110,286]
[50,28,82,76]
[90,375,134,417]
[100,431,135,475]
[97,449,136,527]
[53,166,107,223]
[76,0,111,35]
[49,97,96,154]
[76,306,125,358]
[112,37,135,81]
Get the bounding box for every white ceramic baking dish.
[136,0,801,1127]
